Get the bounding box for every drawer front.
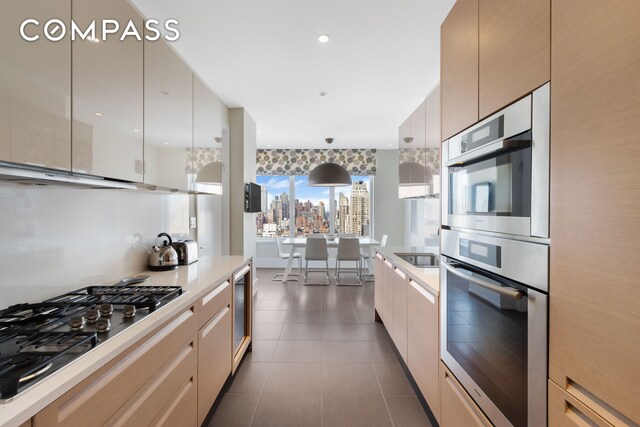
[198,303,232,425]
[199,280,232,329]
[151,368,198,427]
[440,362,492,427]
[34,306,197,427]
[549,380,613,427]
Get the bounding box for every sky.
[257,175,370,208]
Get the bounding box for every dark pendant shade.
[307,162,351,187]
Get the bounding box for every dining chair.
[303,237,330,286]
[273,237,302,281]
[361,234,387,282]
[335,237,362,286]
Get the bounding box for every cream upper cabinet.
[144,39,193,191]
[71,0,143,182]
[0,0,71,170]
[191,76,224,194]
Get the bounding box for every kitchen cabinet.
[0,0,71,170]
[71,0,143,182]
[408,280,439,422]
[382,259,394,329]
[144,39,193,191]
[374,253,383,320]
[232,263,252,373]
[548,380,611,427]
[151,369,198,427]
[19,421,32,427]
[191,75,224,194]
[391,267,408,363]
[198,303,232,425]
[440,362,491,427]
[34,305,198,426]
[549,2,640,425]
[478,0,550,118]
[441,0,478,141]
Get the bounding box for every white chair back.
[275,237,288,258]
[336,237,361,261]
[380,234,388,247]
[305,238,329,260]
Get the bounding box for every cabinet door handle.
[201,306,230,337]
[394,268,406,279]
[234,265,250,281]
[202,281,230,305]
[375,253,383,260]
[384,260,393,268]
[410,280,435,304]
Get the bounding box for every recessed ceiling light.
[257,130,263,134]
[319,91,327,97]
[317,34,331,43]
[164,142,169,145]
[388,144,393,147]
[133,129,140,133]
[267,144,271,147]
[94,112,102,116]
[160,90,169,96]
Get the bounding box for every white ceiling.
[129,0,455,149]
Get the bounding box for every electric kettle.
[148,233,179,271]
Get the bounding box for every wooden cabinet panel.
[549,2,640,425]
[441,0,478,140]
[151,369,198,427]
[198,280,232,329]
[374,253,383,318]
[198,304,232,425]
[391,267,408,363]
[548,380,612,427]
[19,420,32,427]
[439,363,491,427]
[381,259,394,329]
[143,38,193,190]
[34,306,197,427]
[408,281,439,422]
[232,263,252,373]
[478,0,550,118]
[0,0,71,170]
[71,0,143,181]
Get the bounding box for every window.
[256,175,373,238]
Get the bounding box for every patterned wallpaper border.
[399,148,440,173]
[256,149,377,176]
[185,148,223,173]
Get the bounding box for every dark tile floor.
[206,268,434,427]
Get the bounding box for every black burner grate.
[44,286,182,311]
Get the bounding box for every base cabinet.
[439,363,491,427]
[548,380,612,427]
[374,253,383,318]
[408,281,439,422]
[381,260,394,329]
[391,267,408,363]
[151,369,198,427]
[197,304,232,425]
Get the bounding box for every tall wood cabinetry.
[441,0,550,140]
[0,0,71,170]
[72,0,144,182]
[391,267,408,363]
[549,2,640,425]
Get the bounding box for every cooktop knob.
[85,309,100,323]
[95,318,111,333]
[122,305,136,318]
[99,304,113,317]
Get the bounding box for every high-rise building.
[338,193,350,233]
[318,201,325,221]
[350,181,370,236]
[260,185,267,213]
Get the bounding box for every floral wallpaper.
[399,148,440,174]
[185,148,223,173]
[256,149,377,176]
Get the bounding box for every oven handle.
[442,260,524,301]
[445,137,531,167]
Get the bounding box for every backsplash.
[0,181,193,307]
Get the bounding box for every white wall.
[0,181,222,307]
[374,149,405,247]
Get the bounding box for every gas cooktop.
[0,279,182,402]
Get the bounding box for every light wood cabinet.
[391,267,408,363]
[144,39,193,191]
[439,362,491,427]
[478,0,550,118]
[198,304,232,425]
[34,306,197,426]
[198,280,232,329]
[374,253,383,319]
[408,280,439,422]
[232,263,252,373]
[0,0,71,170]
[151,369,198,427]
[548,380,611,427]
[381,259,394,329]
[441,0,478,141]
[549,2,640,425]
[71,0,143,182]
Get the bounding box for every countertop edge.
[374,246,440,296]
[0,255,252,427]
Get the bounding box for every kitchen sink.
[394,252,440,268]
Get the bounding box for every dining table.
[280,236,380,282]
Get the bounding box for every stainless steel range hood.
[0,162,136,190]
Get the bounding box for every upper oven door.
[442,83,549,239]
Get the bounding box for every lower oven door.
[440,256,547,427]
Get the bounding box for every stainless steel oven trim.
[531,82,550,238]
[442,260,524,300]
[441,228,549,292]
[441,140,450,227]
[445,136,531,167]
[448,215,531,238]
[447,94,532,161]
[440,254,548,427]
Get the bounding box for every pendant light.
[195,102,224,192]
[307,138,352,187]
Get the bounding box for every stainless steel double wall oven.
[440,83,550,427]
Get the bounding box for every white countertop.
[375,246,440,296]
[0,255,251,427]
